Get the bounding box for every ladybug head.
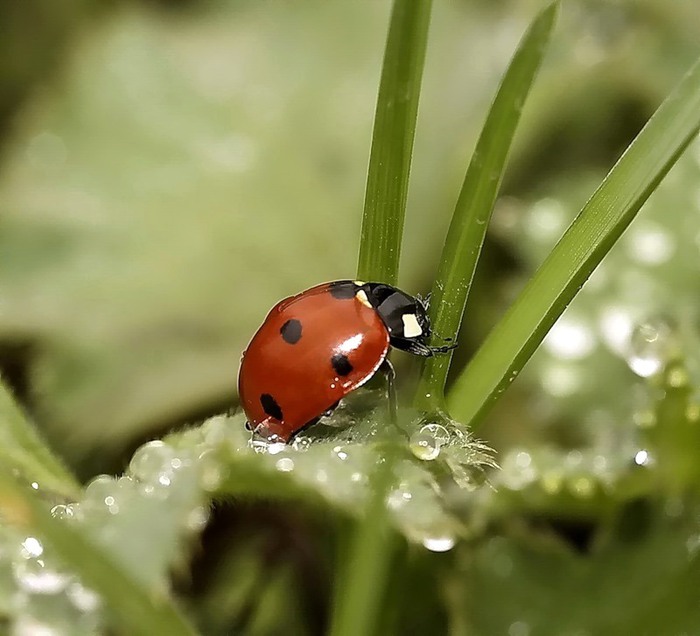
[362,283,432,352]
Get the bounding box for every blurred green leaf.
[453,512,700,635]
[449,54,700,430]
[0,469,196,636]
[0,379,79,498]
[416,1,558,413]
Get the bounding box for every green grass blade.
[0,379,80,499]
[329,457,397,636]
[0,470,197,636]
[356,0,433,284]
[415,2,559,414]
[449,55,700,430]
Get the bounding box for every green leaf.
[0,469,196,636]
[415,2,559,413]
[452,514,700,635]
[449,53,700,429]
[0,379,79,499]
[356,0,433,284]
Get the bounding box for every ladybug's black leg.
[379,357,398,426]
[390,337,458,357]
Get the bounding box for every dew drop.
[626,319,674,377]
[129,441,175,483]
[634,449,651,466]
[268,442,287,455]
[332,445,349,461]
[422,535,456,552]
[50,505,75,520]
[275,457,295,472]
[292,436,311,452]
[21,537,43,558]
[420,423,450,446]
[409,431,441,461]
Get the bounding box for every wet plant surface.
[1,1,700,634]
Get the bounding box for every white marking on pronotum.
[354,280,366,286]
[356,290,372,308]
[402,313,422,338]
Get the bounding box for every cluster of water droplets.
[0,416,244,633]
[0,515,102,635]
[243,403,497,553]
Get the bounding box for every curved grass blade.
[0,468,197,636]
[0,379,80,499]
[415,2,559,415]
[356,0,433,285]
[448,55,700,430]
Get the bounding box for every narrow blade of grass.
[448,55,700,430]
[356,0,433,284]
[415,2,559,414]
[329,455,397,636]
[0,469,197,636]
[0,379,80,499]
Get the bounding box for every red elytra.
[238,280,453,443]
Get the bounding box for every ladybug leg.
[379,358,398,426]
[391,337,457,357]
[322,400,341,418]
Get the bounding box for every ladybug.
[238,280,454,443]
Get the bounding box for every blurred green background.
[2,0,700,634]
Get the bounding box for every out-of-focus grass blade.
[415,2,559,414]
[449,56,700,430]
[356,0,433,285]
[0,469,197,636]
[329,457,397,636]
[0,379,80,499]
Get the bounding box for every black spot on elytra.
[280,318,302,344]
[331,353,353,377]
[260,393,283,420]
[328,281,357,300]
